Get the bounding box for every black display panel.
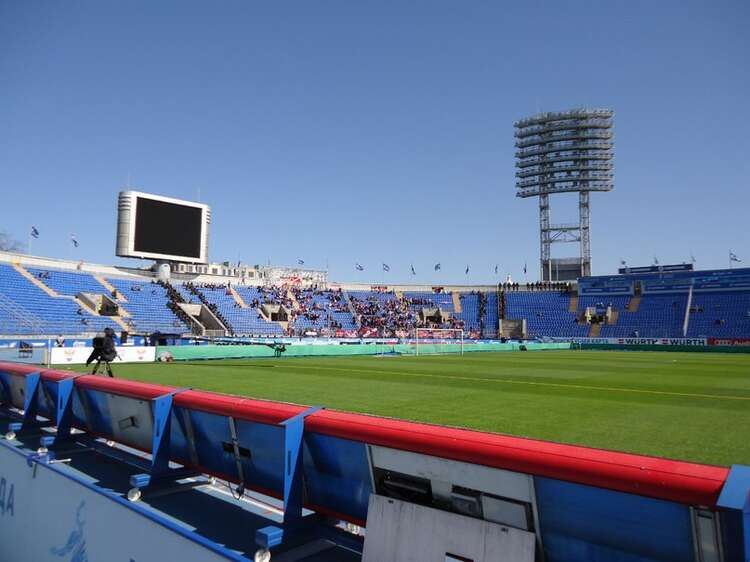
[133,197,202,259]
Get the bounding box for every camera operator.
[86,327,118,377]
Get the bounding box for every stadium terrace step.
[568,294,578,313]
[13,263,59,297]
[589,323,602,337]
[628,295,641,312]
[229,285,249,308]
[287,289,301,311]
[609,309,619,324]
[74,296,129,330]
[452,291,462,313]
[94,274,128,303]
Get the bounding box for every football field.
[66,350,750,466]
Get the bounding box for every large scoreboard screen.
[116,191,210,263]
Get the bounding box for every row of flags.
[619,252,743,267]
[293,260,531,276]
[30,226,78,247]
[294,259,516,275]
[31,227,744,268]
[346,262,520,276]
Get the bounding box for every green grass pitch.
[66,350,750,467]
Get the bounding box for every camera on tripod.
[87,327,118,377]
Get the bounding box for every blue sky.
[1,1,748,284]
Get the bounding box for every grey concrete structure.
[514,108,614,280]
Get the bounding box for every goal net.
[412,328,464,356]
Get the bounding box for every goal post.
[413,328,464,356]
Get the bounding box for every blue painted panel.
[536,477,693,562]
[302,434,372,522]
[186,410,286,494]
[72,387,115,435]
[717,465,750,561]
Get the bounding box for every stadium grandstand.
[1,190,749,562]
[2,251,749,343]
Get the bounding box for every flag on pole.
[71,235,79,248]
[730,251,742,263]
[465,265,469,275]
[355,263,364,271]
[523,263,527,274]
[31,226,40,239]
[494,265,498,275]
[620,258,626,266]
[382,263,390,272]
[410,265,416,276]
[690,253,697,264]
[434,263,441,271]
[653,256,659,265]
[296,259,305,265]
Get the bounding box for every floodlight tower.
[514,108,614,280]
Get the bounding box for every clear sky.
[1,1,748,284]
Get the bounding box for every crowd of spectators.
[501,281,571,292]
[350,292,416,337]
[287,287,350,330]
[155,281,488,338]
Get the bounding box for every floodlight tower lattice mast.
[514,108,614,280]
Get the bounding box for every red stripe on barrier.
[0,361,730,506]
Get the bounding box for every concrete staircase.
[229,286,249,309]
[94,275,128,303]
[568,294,578,313]
[13,263,59,297]
[627,295,641,312]
[608,310,619,324]
[90,276,131,319]
[589,323,602,337]
[13,263,129,331]
[287,290,301,311]
[452,292,462,313]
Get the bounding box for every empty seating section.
[193,285,285,336]
[577,295,630,338]
[456,293,480,331]
[505,291,586,338]
[503,290,750,338]
[27,267,107,296]
[0,264,120,334]
[597,295,686,338]
[686,291,750,338]
[106,278,187,334]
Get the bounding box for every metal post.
[683,281,694,337]
[579,191,591,277]
[279,405,322,526]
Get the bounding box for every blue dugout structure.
[0,361,748,562]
